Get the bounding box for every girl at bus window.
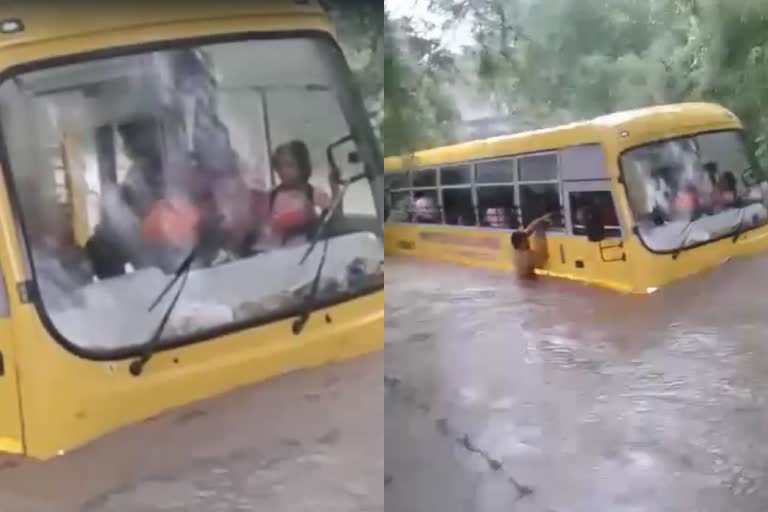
[712,171,738,210]
[263,140,336,246]
[672,183,702,220]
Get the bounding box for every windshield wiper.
[129,247,198,376]
[299,171,367,265]
[291,170,368,335]
[292,235,331,335]
[732,204,749,243]
[670,214,700,260]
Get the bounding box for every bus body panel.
[0,2,330,52]
[0,15,334,71]
[0,174,25,455]
[0,318,22,454]
[383,224,635,292]
[12,290,382,460]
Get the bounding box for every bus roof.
[0,1,330,51]
[385,102,741,171]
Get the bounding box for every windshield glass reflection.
[621,130,768,251]
[0,37,383,352]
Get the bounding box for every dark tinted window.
[442,188,476,226]
[440,165,472,185]
[413,168,437,187]
[519,154,558,181]
[476,159,515,183]
[385,172,410,190]
[520,183,563,229]
[569,191,621,237]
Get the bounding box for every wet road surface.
[385,255,768,511]
[0,353,383,512]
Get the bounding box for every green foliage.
[329,1,460,156]
[380,0,768,168]
[380,14,460,156]
[327,1,385,138]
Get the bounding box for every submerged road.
[385,255,768,512]
[0,353,383,512]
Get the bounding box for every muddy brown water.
[385,254,768,512]
[0,353,383,512]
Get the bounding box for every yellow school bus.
[0,1,383,459]
[384,102,768,293]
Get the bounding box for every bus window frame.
[386,146,619,235]
[437,163,473,226]
[517,150,564,232]
[384,169,411,190]
[472,157,519,229]
[562,180,624,239]
[0,29,384,362]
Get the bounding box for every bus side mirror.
[584,206,606,243]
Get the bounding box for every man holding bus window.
[509,211,555,280]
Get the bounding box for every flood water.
[0,354,383,512]
[385,255,768,511]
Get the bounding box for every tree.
[328,0,385,137]
[426,0,768,168]
[381,13,459,155]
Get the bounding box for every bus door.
[562,179,627,278]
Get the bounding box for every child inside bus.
[263,140,336,247]
[712,171,739,210]
[509,211,554,280]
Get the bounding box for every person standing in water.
[509,212,554,280]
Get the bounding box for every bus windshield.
[0,36,383,354]
[620,129,768,252]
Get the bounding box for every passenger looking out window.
[412,193,439,223]
[86,118,192,278]
[261,140,338,248]
[622,131,768,251]
[712,171,739,210]
[485,207,510,228]
[1,37,383,352]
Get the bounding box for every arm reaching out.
[523,212,554,236]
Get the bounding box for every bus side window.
[411,169,439,223]
[386,190,412,223]
[477,185,518,229]
[519,183,564,230]
[385,173,411,223]
[442,188,475,226]
[518,154,564,230]
[569,191,621,238]
[476,159,517,229]
[440,165,475,226]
